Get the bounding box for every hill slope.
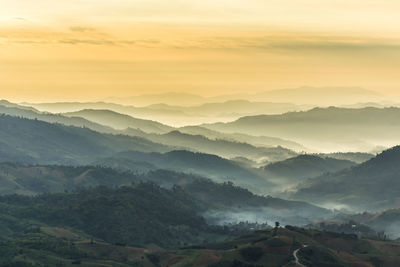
[292,146,400,211]
[0,102,116,134]
[123,129,297,162]
[0,115,169,165]
[1,102,296,162]
[179,125,305,152]
[64,109,174,133]
[335,208,400,239]
[263,155,356,186]
[0,183,211,248]
[95,150,273,193]
[0,163,329,227]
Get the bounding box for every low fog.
[203,206,331,227]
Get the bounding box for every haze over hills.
[316,152,375,164]
[2,97,400,265]
[338,208,400,239]
[21,99,307,126]
[4,0,400,263]
[20,86,390,126]
[247,86,385,106]
[0,111,294,193]
[204,106,400,152]
[263,155,357,189]
[20,101,191,126]
[0,162,329,219]
[178,125,305,152]
[0,162,333,250]
[147,100,305,118]
[0,114,170,165]
[95,150,273,193]
[0,101,117,134]
[103,86,387,107]
[2,100,305,153]
[122,129,297,162]
[105,92,209,106]
[64,109,174,133]
[292,146,400,212]
[0,100,302,161]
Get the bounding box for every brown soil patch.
[194,250,221,266]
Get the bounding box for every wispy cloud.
[2,25,400,55]
[59,38,115,45]
[174,35,400,52]
[69,26,95,32]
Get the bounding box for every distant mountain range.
[178,125,305,152]
[0,100,116,134]
[21,87,387,126]
[21,99,307,126]
[103,86,385,106]
[0,100,303,160]
[204,106,400,152]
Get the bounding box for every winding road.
[293,245,308,267]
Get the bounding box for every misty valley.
[3,0,400,264]
[1,93,400,267]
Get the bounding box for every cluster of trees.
[0,183,211,248]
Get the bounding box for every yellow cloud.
[1,0,400,101]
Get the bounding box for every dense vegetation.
[0,183,217,248]
[0,163,330,232]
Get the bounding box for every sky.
[0,0,400,102]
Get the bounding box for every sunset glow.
[1,0,399,102]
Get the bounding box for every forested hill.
[0,114,170,165]
[293,146,400,211]
[0,183,210,248]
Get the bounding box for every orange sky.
[1,0,400,102]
